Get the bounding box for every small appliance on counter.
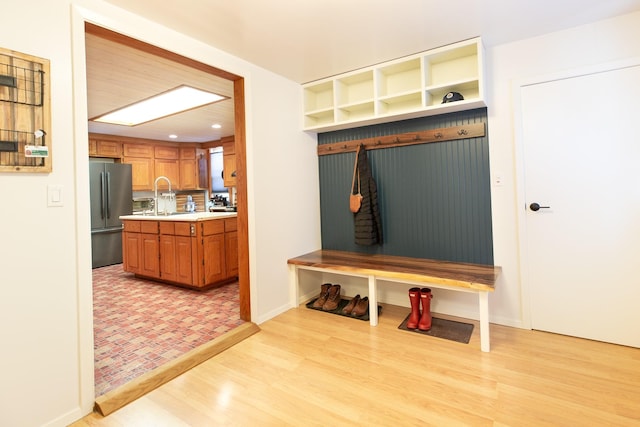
[184,195,196,213]
[132,197,154,215]
[209,194,229,212]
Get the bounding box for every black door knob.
[529,202,550,212]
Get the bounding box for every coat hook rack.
[317,123,485,156]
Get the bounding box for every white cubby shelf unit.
[302,37,485,132]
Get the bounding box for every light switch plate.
[47,184,63,207]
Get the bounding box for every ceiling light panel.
[92,85,227,126]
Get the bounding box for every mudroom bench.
[287,249,501,352]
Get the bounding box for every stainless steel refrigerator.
[90,162,133,268]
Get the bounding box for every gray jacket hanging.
[352,144,383,245]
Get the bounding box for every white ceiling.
[102,0,640,84]
[89,0,640,142]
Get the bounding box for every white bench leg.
[289,264,300,308]
[479,291,490,352]
[368,275,378,326]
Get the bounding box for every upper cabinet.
[92,134,210,191]
[89,137,122,158]
[302,38,485,132]
[221,136,236,188]
[123,142,155,191]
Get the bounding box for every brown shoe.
[312,283,332,308]
[341,294,360,315]
[352,296,369,317]
[322,284,341,311]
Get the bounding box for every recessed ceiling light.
[91,85,227,126]
[211,124,221,129]
[169,134,178,139]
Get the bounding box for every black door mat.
[306,297,382,322]
[398,313,474,344]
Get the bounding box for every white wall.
[0,2,82,426]
[0,1,319,426]
[2,1,638,425]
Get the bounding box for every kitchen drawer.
[174,222,193,236]
[224,218,237,232]
[159,222,175,235]
[201,220,224,236]
[140,221,159,233]
[123,220,141,232]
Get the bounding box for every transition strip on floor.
[95,322,261,416]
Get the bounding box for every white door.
[520,63,640,348]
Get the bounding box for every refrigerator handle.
[106,171,111,219]
[100,171,106,220]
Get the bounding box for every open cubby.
[303,38,484,132]
[335,70,374,107]
[304,80,333,112]
[377,58,422,98]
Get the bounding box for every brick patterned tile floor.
[92,264,243,396]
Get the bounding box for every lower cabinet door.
[159,235,177,283]
[201,233,226,285]
[122,232,141,273]
[175,236,193,285]
[140,233,160,278]
[225,231,238,277]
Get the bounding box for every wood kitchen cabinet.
[179,147,198,190]
[224,218,238,277]
[223,154,236,188]
[222,136,236,188]
[154,146,180,189]
[122,220,160,278]
[91,134,208,191]
[123,143,155,191]
[197,219,227,285]
[154,158,180,189]
[125,157,154,191]
[197,148,209,190]
[159,221,195,285]
[122,215,238,289]
[89,138,122,158]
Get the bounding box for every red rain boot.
[418,288,433,331]
[407,287,421,329]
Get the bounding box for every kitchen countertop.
[120,212,237,221]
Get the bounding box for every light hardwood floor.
[72,303,640,426]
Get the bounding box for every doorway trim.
[71,5,252,414]
[84,23,251,321]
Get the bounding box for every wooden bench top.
[288,249,500,292]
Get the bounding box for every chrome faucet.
[153,176,172,215]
